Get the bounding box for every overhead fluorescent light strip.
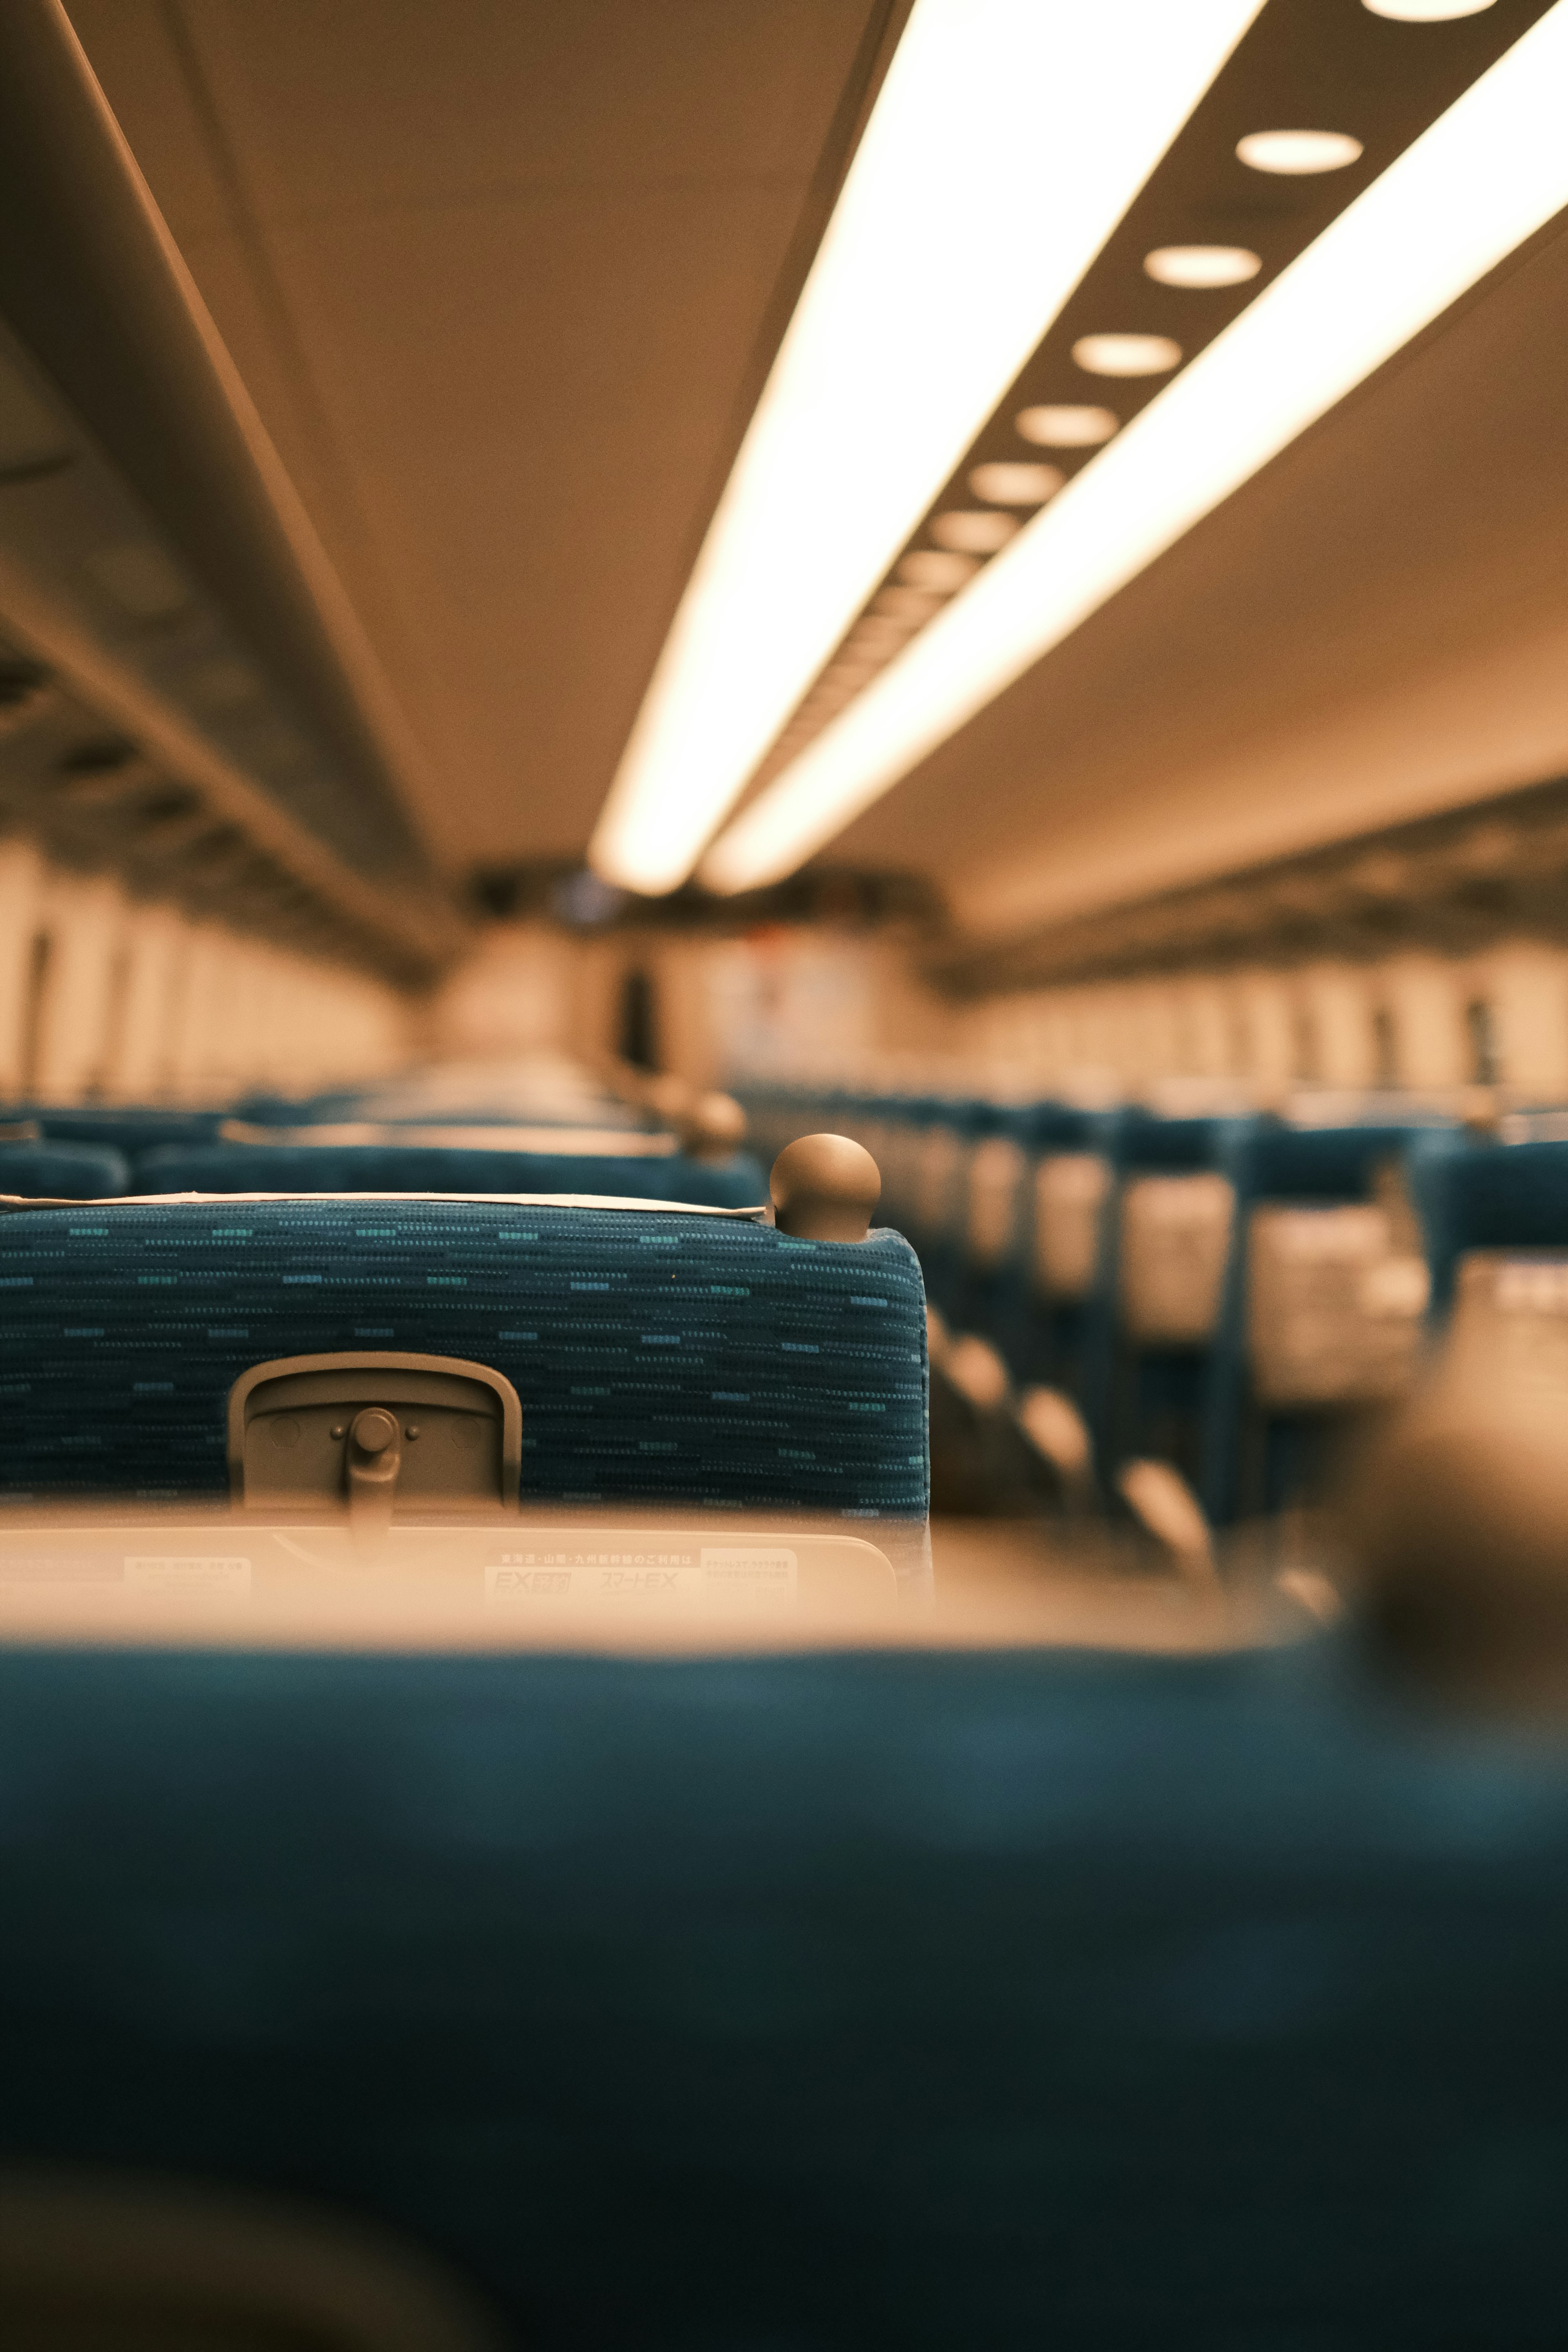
[702,0,1568,895]
[589,0,1265,895]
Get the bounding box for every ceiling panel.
[834,207,1568,940]
[69,0,1564,940]
[261,180,836,860]
[67,0,886,871]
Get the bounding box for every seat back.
[31,1108,231,1155]
[952,1102,1097,1383]
[1408,1131,1568,1412]
[0,1141,129,1199]
[6,1634,1568,2344]
[1078,1111,1253,1487]
[0,1196,927,1519]
[1201,1121,1436,1525]
[137,1141,768,1210]
[1410,1130,1568,1315]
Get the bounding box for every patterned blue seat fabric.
[4,1635,1568,2347]
[136,1141,767,1209]
[0,1142,129,1199]
[0,1198,927,1516]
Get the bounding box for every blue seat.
[1079,1112,1255,1491]
[900,1098,990,1317]
[232,1079,653,1133]
[135,1141,768,1210]
[1201,1123,1434,1527]
[0,1196,926,1518]
[31,1108,231,1156]
[0,1141,129,1199]
[4,1631,1568,2345]
[975,1102,1098,1384]
[1410,1129,1568,1316]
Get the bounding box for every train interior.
[6,2,1568,2344]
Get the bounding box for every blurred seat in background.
[136,1139,767,1211]
[0,1139,129,1198]
[1200,1120,1435,1528]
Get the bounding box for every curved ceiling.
[67,0,897,873]
[837,201,1568,944]
[68,0,1568,951]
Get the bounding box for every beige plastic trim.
[0,2168,503,2351]
[228,1350,523,1515]
[0,1189,770,1218]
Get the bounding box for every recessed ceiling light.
[849,616,916,651]
[874,585,945,621]
[1237,129,1363,174]
[969,460,1065,504]
[1073,332,1183,376]
[1365,0,1495,16]
[586,0,1267,893]
[1016,403,1120,447]
[898,549,978,592]
[931,510,1020,553]
[700,3,1568,895]
[1144,243,1261,286]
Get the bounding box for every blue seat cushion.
[0,1142,129,1199]
[136,1143,767,1210]
[32,1109,230,1155]
[1411,1132,1568,1312]
[3,1636,1568,2345]
[0,1198,927,1513]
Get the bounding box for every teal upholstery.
[136,1141,767,1210]
[0,1142,128,1199]
[31,1109,229,1155]
[0,1198,927,1516]
[3,1635,1568,2345]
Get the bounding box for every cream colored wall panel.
[1304,964,1376,1091]
[33,874,126,1102]
[0,839,45,1099]
[1482,942,1568,1098]
[111,904,186,1102]
[1238,973,1296,1097]
[1381,955,1466,1093]
[434,927,571,1061]
[1181,978,1231,1080]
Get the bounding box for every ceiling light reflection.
[1016,403,1119,447]
[1237,128,1363,173]
[1144,243,1261,286]
[931,510,1020,553]
[1365,0,1495,16]
[898,549,978,591]
[969,460,1065,503]
[874,585,945,621]
[1073,332,1183,375]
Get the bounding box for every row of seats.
[0,1077,770,1209]
[5,1312,1568,2342]
[7,1076,1568,2342]
[742,1078,1568,1536]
